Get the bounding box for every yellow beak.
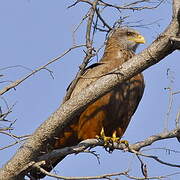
[128,34,146,44]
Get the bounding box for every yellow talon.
[100,128,111,145]
[97,128,119,144]
[96,128,129,149]
[112,131,116,138]
[119,139,129,146]
[100,127,105,137]
[111,131,120,143]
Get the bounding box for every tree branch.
[31,165,180,180]
[0,45,84,96]
[0,0,180,179]
[63,0,99,102]
[36,128,180,166]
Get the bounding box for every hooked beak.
[128,34,146,44]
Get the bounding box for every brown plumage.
[31,27,145,179]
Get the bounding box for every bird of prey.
[31,27,145,179]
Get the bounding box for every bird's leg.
[119,139,129,146]
[96,128,129,152]
[96,128,112,152]
[97,128,120,144]
[96,128,110,146]
[111,131,120,143]
[96,128,118,152]
[112,131,129,147]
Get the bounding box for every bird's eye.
[127,32,133,36]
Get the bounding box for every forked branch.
[0,0,180,179]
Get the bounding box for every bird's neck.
[101,37,134,63]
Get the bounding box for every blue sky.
[0,0,180,179]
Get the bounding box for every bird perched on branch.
[31,27,145,179]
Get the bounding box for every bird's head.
[109,27,145,52]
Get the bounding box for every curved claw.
[96,128,128,152]
[119,139,129,146]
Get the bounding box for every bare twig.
[33,163,129,180]
[68,0,93,9]
[0,138,27,151]
[0,130,30,151]
[175,110,180,128]
[0,65,33,72]
[129,148,180,168]
[63,0,99,102]
[32,163,180,180]
[1,0,180,179]
[82,149,101,164]
[0,45,85,96]
[0,131,30,139]
[95,7,112,30]
[0,99,16,122]
[136,155,148,178]
[173,90,180,95]
[142,147,180,154]
[99,0,165,11]
[72,12,89,46]
[164,69,175,131]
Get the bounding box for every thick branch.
[0,0,180,179]
[33,128,180,179]
[37,128,180,162]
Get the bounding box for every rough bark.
[0,0,179,179]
